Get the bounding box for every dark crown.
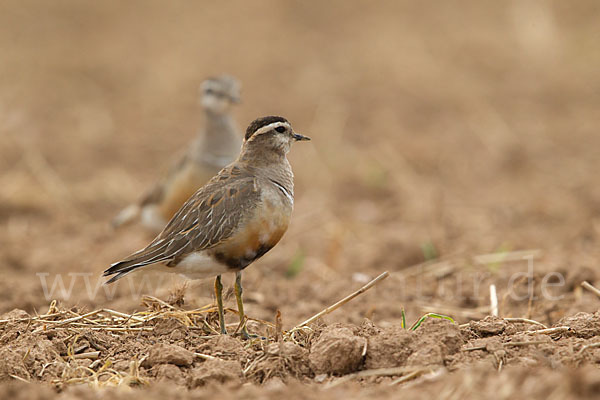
[245,116,289,141]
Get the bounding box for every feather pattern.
[104,165,261,281]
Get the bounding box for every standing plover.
[105,116,310,338]
[113,75,242,232]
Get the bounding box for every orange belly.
[211,203,291,270]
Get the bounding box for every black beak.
[292,132,311,141]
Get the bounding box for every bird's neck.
[201,110,240,157]
[238,147,294,194]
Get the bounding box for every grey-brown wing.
[104,171,260,282]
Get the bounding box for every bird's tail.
[103,260,139,284]
[104,238,173,284]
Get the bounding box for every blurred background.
[1,1,599,327]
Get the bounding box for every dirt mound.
[558,312,600,339]
[309,325,367,374]
[142,343,194,367]
[187,359,242,388]
[364,318,464,369]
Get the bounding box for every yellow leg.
[214,275,227,334]
[234,271,253,339]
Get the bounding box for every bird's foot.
[239,329,266,341]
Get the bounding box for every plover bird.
[105,116,310,338]
[113,75,242,232]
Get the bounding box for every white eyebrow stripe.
[250,121,291,138]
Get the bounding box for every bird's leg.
[234,271,255,340]
[214,275,227,334]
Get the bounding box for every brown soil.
[2,309,600,398]
[1,1,600,399]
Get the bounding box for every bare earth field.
[1,1,600,398]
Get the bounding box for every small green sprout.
[409,313,455,331]
[286,249,305,278]
[421,241,438,261]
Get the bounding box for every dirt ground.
[1,1,600,398]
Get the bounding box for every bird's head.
[243,116,310,156]
[200,75,241,114]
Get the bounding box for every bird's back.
[105,161,292,282]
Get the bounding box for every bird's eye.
[205,88,214,95]
[275,126,286,133]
